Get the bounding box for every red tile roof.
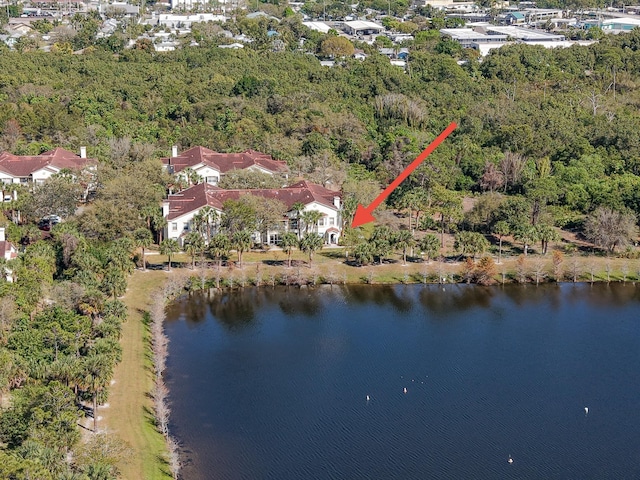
[0,241,17,260]
[161,147,289,175]
[0,148,95,178]
[167,181,341,221]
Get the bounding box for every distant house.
[163,180,342,245]
[102,2,140,16]
[378,47,409,59]
[353,49,367,60]
[342,20,385,36]
[153,13,227,29]
[0,147,95,185]
[440,28,508,49]
[389,33,414,43]
[602,17,640,32]
[0,147,96,204]
[505,12,526,24]
[5,23,33,36]
[303,21,332,33]
[218,42,244,49]
[0,35,18,49]
[161,146,289,186]
[154,41,178,52]
[98,19,119,38]
[246,11,280,21]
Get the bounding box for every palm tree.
[209,233,230,270]
[418,234,440,263]
[371,225,395,265]
[184,231,205,270]
[454,231,489,260]
[192,210,205,237]
[106,237,135,274]
[159,239,180,271]
[300,209,323,235]
[141,205,158,231]
[193,206,218,245]
[181,167,202,187]
[402,188,430,234]
[101,266,127,299]
[133,228,153,271]
[536,223,559,255]
[299,233,323,267]
[21,224,41,246]
[353,240,374,266]
[0,257,8,281]
[395,230,415,265]
[231,230,252,268]
[492,221,510,264]
[291,201,306,239]
[514,225,539,256]
[280,231,298,268]
[82,354,113,433]
[50,355,81,391]
[151,212,167,244]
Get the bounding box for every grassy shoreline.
[102,270,173,480]
[107,249,639,478]
[153,249,640,286]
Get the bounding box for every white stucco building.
[163,180,342,246]
[161,146,289,186]
[154,13,227,28]
[0,147,94,185]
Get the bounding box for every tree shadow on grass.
[318,250,345,260]
[262,259,285,266]
[147,263,166,271]
[155,454,172,478]
[143,404,159,429]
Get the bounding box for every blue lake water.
[164,283,640,479]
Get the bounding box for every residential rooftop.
[484,26,566,41]
[166,180,340,220]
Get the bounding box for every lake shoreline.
[158,253,640,290]
[163,282,640,479]
[112,253,638,477]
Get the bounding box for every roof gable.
[0,148,95,178]
[162,147,289,175]
[166,181,340,220]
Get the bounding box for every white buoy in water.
[403,387,407,394]
[585,407,589,414]
[366,395,370,401]
[508,456,513,464]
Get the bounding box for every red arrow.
[351,122,458,228]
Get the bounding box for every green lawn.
[102,270,172,480]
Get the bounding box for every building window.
[318,218,325,227]
[172,223,177,232]
[329,217,335,226]
[270,234,281,245]
[289,219,299,230]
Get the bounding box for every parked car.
[37,215,61,231]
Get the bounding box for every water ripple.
[165,284,640,480]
